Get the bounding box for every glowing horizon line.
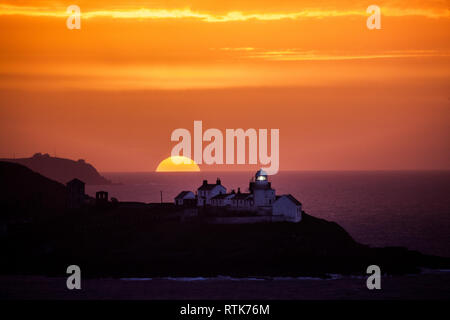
[0,4,449,21]
[244,50,450,61]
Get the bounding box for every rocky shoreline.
[2,271,450,300]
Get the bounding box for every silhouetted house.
[174,191,195,206]
[197,178,226,206]
[66,178,85,209]
[273,194,302,222]
[96,191,108,207]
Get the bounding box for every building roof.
[198,183,222,191]
[66,178,85,186]
[211,193,235,200]
[255,169,268,177]
[233,193,252,200]
[276,194,302,206]
[175,191,193,200]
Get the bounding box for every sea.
[86,171,450,258]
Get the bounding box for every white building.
[210,192,236,207]
[174,191,195,206]
[273,194,302,222]
[249,169,276,210]
[176,169,302,222]
[197,178,227,206]
[230,190,253,211]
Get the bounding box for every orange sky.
[0,1,449,171]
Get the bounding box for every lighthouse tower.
[250,169,276,207]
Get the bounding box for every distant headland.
[0,153,110,185]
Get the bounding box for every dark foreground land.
[2,210,449,279]
[1,160,450,299]
[2,272,450,300]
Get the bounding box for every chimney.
[231,189,235,194]
[203,180,208,186]
[216,178,221,185]
[237,187,241,194]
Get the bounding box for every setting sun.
[155,156,200,172]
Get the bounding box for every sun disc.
[155,156,200,172]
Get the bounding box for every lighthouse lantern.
[255,169,268,181]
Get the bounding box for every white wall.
[197,185,227,206]
[273,196,302,222]
[175,191,195,205]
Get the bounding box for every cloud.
[0,4,449,21]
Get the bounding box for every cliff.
[1,162,448,278]
[0,161,66,214]
[1,153,110,185]
[2,207,449,278]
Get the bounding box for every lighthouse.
[250,169,276,207]
[175,168,302,222]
